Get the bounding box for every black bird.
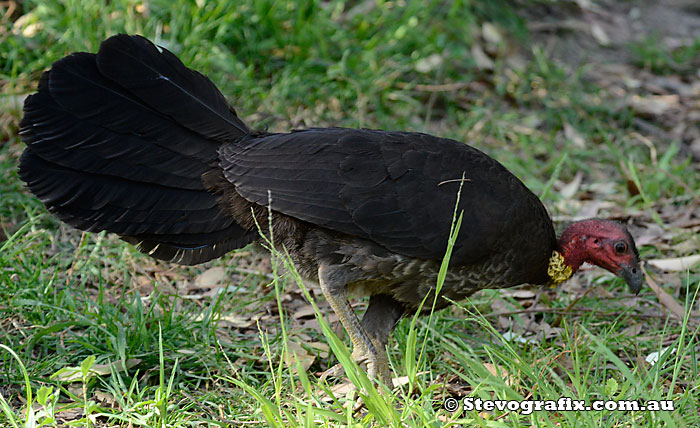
[18,34,643,386]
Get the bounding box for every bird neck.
[547,226,589,286]
[546,250,574,286]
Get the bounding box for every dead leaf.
[633,223,668,246]
[217,314,254,328]
[587,181,618,196]
[292,304,318,320]
[195,267,226,288]
[645,346,677,366]
[502,331,535,344]
[192,312,253,328]
[306,341,330,356]
[54,408,84,423]
[575,0,594,10]
[471,44,494,70]
[483,363,517,386]
[500,289,536,299]
[482,22,503,47]
[564,122,586,148]
[0,94,28,113]
[576,200,613,219]
[497,315,512,330]
[94,390,117,407]
[646,76,697,97]
[391,372,428,387]
[628,94,680,117]
[284,339,316,372]
[620,323,643,337]
[326,380,356,400]
[647,255,700,272]
[52,359,141,382]
[415,53,443,73]
[320,371,428,402]
[673,239,699,254]
[298,313,339,334]
[537,321,563,340]
[12,14,43,38]
[590,23,610,46]
[643,267,685,321]
[490,296,515,315]
[560,172,584,200]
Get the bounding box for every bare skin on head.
[557,219,643,294]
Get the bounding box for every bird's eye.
[614,242,627,254]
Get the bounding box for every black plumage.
[220,128,555,283]
[19,40,255,265]
[19,34,642,387]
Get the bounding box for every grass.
[629,33,700,75]
[1,0,699,426]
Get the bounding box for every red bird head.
[557,219,643,294]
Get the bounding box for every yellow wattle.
[547,250,573,287]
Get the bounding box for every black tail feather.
[22,69,210,190]
[19,34,255,265]
[97,34,250,141]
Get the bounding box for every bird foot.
[319,351,375,380]
[319,348,393,389]
[319,361,346,381]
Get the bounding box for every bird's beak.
[619,261,643,295]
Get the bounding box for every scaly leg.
[361,294,405,387]
[318,264,381,384]
[320,286,405,388]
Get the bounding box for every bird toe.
[319,362,346,382]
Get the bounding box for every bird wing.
[220,128,547,265]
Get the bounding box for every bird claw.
[320,349,393,391]
[320,351,376,382]
[319,362,346,382]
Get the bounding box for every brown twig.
[550,286,597,327]
[487,306,686,322]
[67,231,88,276]
[643,266,688,322]
[395,81,473,92]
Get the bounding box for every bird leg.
[360,294,405,387]
[318,264,383,386]
[319,273,405,389]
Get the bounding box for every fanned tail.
[19,34,255,264]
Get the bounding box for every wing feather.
[220,128,552,264]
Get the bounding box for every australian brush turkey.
[18,34,642,387]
